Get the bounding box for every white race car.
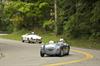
[21,32,42,43]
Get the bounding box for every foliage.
[63,0,100,42]
[43,19,54,31]
[1,0,51,31]
[3,1,34,31]
[0,0,100,42]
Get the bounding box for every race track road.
[0,38,100,66]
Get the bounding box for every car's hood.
[45,44,58,49]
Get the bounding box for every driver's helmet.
[31,32,34,34]
[59,38,64,42]
[49,40,54,44]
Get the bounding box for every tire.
[39,41,42,44]
[66,45,70,55]
[28,40,31,43]
[32,42,35,43]
[27,38,31,43]
[59,49,63,57]
[40,51,45,57]
[22,40,24,42]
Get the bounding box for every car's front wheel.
[40,51,45,57]
[22,40,25,42]
[39,41,42,44]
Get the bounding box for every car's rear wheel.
[59,49,64,57]
[40,51,45,57]
[66,45,70,55]
[27,38,31,43]
[28,40,31,43]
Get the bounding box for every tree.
[2,0,51,31]
[63,0,100,41]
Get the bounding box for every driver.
[49,40,54,44]
[31,32,34,35]
[59,38,64,42]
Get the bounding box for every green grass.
[0,30,100,50]
[41,33,61,43]
[67,39,100,50]
[0,31,61,43]
[0,29,29,41]
[0,34,21,40]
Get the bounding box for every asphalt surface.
[0,38,100,66]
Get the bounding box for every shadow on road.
[43,54,73,58]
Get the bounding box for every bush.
[43,19,54,32]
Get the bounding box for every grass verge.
[67,39,100,50]
[0,31,61,43]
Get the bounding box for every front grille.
[46,48,54,51]
[48,48,54,51]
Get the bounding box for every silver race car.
[40,40,70,57]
